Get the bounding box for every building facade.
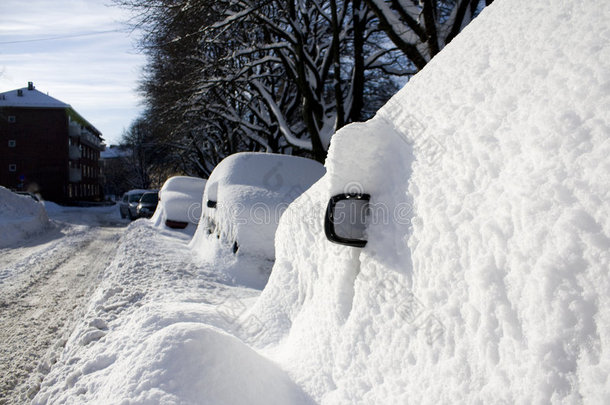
[0,83,105,202]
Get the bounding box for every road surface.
[0,206,126,404]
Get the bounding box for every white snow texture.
[20,0,610,403]
[191,152,325,259]
[151,176,207,228]
[248,0,610,403]
[0,186,50,248]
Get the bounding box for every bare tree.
[120,118,158,189]
[364,0,493,70]
[191,0,409,161]
[114,0,429,168]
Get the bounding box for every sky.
[0,0,146,145]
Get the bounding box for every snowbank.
[33,220,313,404]
[247,0,610,403]
[68,322,313,404]
[151,176,206,229]
[0,186,50,248]
[29,0,609,403]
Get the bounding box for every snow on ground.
[32,220,313,404]
[0,186,51,249]
[246,0,610,404]
[0,204,125,404]
[21,0,610,403]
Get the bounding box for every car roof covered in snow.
[204,152,325,201]
[124,189,149,195]
[160,176,207,193]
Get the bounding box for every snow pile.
[190,153,325,287]
[247,0,610,403]
[0,186,50,248]
[151,176,206,229]
[33,220,313,404]
[28,0,609,403]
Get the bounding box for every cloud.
[0,0,145,144]
[0,0,125,35]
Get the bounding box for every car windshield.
[129,193,144,202]
[140,193,158,203]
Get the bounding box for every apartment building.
[0,82,105,202]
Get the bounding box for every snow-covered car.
[193,152,325,259]
[151,176,206,229]
[136,191,159,218]
[119,189,149,220]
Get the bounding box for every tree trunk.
[349,0,365,122]
[330,0,345,130]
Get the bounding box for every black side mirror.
[324,193,371,247]
[207,200,217,208]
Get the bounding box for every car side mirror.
[324,193,370,247]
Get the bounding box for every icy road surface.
[0,205,126,404]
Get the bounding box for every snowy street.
[0,206,125,403]
[0,0,608,403]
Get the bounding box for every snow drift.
[248,0,610,403]
[27,0,609,403]
[32,219,314,405]
[0,186,50,248]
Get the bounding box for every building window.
[8,115,16,123]
[8,140,16,147]
[9,164,17,172]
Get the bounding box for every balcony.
[69,145,81,160]
[69,167,82,182]
[69,122,81,138]
[80,129,104,150]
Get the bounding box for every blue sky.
[0,0,146,145]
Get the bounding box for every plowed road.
[0,206,126,404]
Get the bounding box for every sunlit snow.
[1,0,607,403]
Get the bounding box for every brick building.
[0,82,105,202]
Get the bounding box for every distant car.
[194,152,325,259]
[136,191,159,218]
[119,189,149,220]
[151,176,207,229]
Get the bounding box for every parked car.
[193,152,325,260]
[151,176,207,229]
[119,189,149,220]
[136,191,159,218]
